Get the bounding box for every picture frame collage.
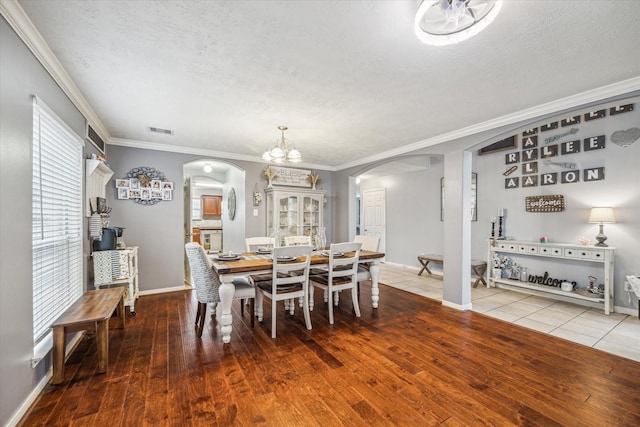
[116,178,173,201]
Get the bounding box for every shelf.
[488,239,614,314]
[85,159,114,217]
[490,278,604,303]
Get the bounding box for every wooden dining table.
[210,249,385,343]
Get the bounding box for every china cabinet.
[266,187,325,246]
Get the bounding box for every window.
[32,97,84,344]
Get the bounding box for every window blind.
[32,97,84,344]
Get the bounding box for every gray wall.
[0,16,101,426]
[105,145,334,292]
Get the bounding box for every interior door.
[362,188,386,255]
[183,176,192,286]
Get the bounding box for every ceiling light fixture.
[414,0,503,46]
[261,125,302,163]
[203,163,213,173]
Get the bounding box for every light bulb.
[203,164,213,173]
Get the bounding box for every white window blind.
[32,97,84,344]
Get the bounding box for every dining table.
[209,249,385,343]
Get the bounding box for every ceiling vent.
[85,123,106,154]
[149,126,174,135]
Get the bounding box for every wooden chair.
[284,235,312,246]
[250,245,313,338]
[245,236,275,252]
[310,242,362,324]
[185,243,255,336]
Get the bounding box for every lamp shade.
[588,207,616,224]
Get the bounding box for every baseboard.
[442,300,473,311]
[7,332,84,427]
[138,285,188,296]
[614,305,637,316]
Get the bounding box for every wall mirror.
[441,173,477,221]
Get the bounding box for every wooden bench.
[51,287,126,384]
[417,254,488,287]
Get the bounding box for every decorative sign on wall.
[525,195,565,212]
[478,135,517,155]
[116,166,173,205]
[267,166,312,187]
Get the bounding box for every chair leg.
[303,289,312,331]
[289,298,295,315]
[271,296,277,338]
[351,285,361,318]
[196,302,207,338]
[251,298,255,328]
[195,302,201,326]
[334,290,340,306]
[327,286,334,325]
[240,298,245,317]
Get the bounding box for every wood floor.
[19,282,640,426]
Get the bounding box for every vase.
[501,268,511,279]
[315,227,326,250]
[492,268,501,278]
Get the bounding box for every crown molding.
[108,137,336,171]
[335,76,640,171]
[0,0,110,143]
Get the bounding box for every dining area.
[185,236,384,342]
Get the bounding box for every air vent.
[148,126,174,135]
[86,123,106,153]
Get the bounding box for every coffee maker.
[112,227,126,249]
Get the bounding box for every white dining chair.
[250,245,313,338]
[245,236,275,252]
[185,243,256,336]
[284,235,312,246]
[309,242,362,325]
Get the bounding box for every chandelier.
[261,125,302,163]
[414,0,503,46]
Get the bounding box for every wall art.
[525,195,565,212]
[118,166,173,205]
[611,127,639,147]
[609,104,634,115]
[478,135,517,155]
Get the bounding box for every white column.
[442,150,472,310]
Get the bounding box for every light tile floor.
[378,263,640,363]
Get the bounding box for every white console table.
[93,246,139,315]
[487,240,614,314]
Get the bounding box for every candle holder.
[498,215,504,239]
[490,218,496,238]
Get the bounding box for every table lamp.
[588,207,616,247]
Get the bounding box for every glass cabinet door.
[267,188,324,246]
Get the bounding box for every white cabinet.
[487,240,615,314]
[93,247,139,314]
[266,187,325,246]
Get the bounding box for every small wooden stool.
[417,254,487,287]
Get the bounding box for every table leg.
[117,295,125,329]
[472,265,487,288]
[218,274,236,344]
[369,259,380,309]
[51,326,66,384]
[96,319,109,373]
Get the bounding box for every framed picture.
[129,189,141,199]
[151,179,162,189]
[151,189,163,199]
[129,179,140,190]
[116,178,130,188]
[162,189,172,200]
[162,181,174,190]
[117,187,129,200]
[141,188,151,200]
[441,173,477,221]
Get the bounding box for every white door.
[362,188,386,254]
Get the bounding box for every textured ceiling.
[16,0,640,168]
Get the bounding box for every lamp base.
[594,224,608,247]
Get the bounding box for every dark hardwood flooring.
[19,281,640,426]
